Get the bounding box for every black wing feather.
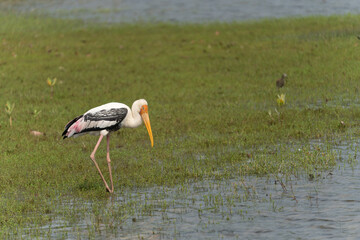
[62,108,128,139]
[84,108,128,122]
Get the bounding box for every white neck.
[122,101,143,128]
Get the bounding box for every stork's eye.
[140,105,148,114]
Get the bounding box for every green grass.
[0,12,360,235]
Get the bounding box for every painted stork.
[62,99,153,193]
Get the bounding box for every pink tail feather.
[62,115,84,139]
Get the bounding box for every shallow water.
[2,0,360,23]
[2,1,360,239]
[19,140,360,239]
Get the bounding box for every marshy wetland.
[0,8,360,240]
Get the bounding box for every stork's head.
[134,99,154,147]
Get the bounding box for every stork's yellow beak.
[140,105,154,147]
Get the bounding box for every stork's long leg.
[106,134,114,193]
[90,135,112,192]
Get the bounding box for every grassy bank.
[0,13,360,233]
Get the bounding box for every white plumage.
[63,100,148,138]
[62,99,153,193]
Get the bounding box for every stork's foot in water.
[106,186,114,193]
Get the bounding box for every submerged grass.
[0,12,360,234]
